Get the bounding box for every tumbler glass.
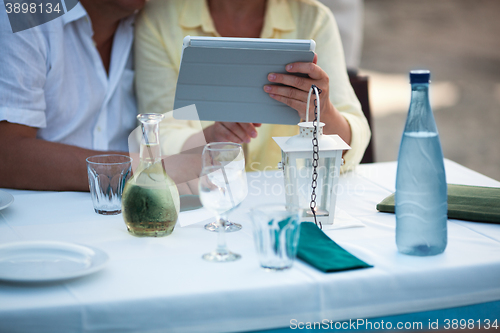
[86,154,132,215]
[250,204,302,270]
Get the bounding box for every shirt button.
[97,126,101,132]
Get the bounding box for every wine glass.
[202,142,245,232]
[198,145,247,262]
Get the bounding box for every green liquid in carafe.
[122,162,179,237]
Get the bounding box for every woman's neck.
[208,0,267,38]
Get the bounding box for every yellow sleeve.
[134,5,202,156]
[134,8,176,115]
[309,4,371,171]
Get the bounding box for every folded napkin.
[297,222,372,273]
[376,184,500,223]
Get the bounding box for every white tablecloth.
[0,160,499,333]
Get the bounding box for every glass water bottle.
[122,114,180,237]
[395,70,447,256]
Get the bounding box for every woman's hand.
[203,122,261,144]
[263,54,351,144]
[263,54,334,121]
[182,122,261,156]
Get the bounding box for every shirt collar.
[179,0,217,35]
[179,0,296,37]
[261,0,296,38]
[62,2,88,26]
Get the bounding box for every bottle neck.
[140,122,161,164]
[405,83,437,133]
[410,83,429,100]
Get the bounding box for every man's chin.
[115,0,147,13]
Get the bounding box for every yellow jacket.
[135,0,371,172]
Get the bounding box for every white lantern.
[273,87,350,226]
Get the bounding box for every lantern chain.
[310,85,322,230]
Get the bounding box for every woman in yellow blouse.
[135,0,371,172]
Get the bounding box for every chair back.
[348,70,375,164]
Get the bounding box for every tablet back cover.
[173,44,315,125]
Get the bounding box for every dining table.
[0,159,499,333]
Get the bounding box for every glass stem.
[216,214,229,255]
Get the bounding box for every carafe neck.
[138,114,164,164]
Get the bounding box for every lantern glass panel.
[283,154,336,218]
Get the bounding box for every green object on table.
[297,222,372,273]
[376,184,500,223]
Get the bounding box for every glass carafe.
[122,114,180,237]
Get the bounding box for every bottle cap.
[410,70,430,84]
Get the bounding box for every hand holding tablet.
[173,36,316,125]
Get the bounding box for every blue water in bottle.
[395,70,447,256]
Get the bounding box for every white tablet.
[173,36,316,125]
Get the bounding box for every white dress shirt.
[0,1,137,152]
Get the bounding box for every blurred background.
[357,0,500,181]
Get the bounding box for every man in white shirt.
[0,0,145,191]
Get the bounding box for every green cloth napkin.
[297,222,372,272]
[376,184,500,223]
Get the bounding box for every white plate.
[0,190,14,211]
[0,241,109,283]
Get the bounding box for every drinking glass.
[86,154,132,215]
[198,144,247,262]
[250,204,302,270]
[202,143,245,232]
